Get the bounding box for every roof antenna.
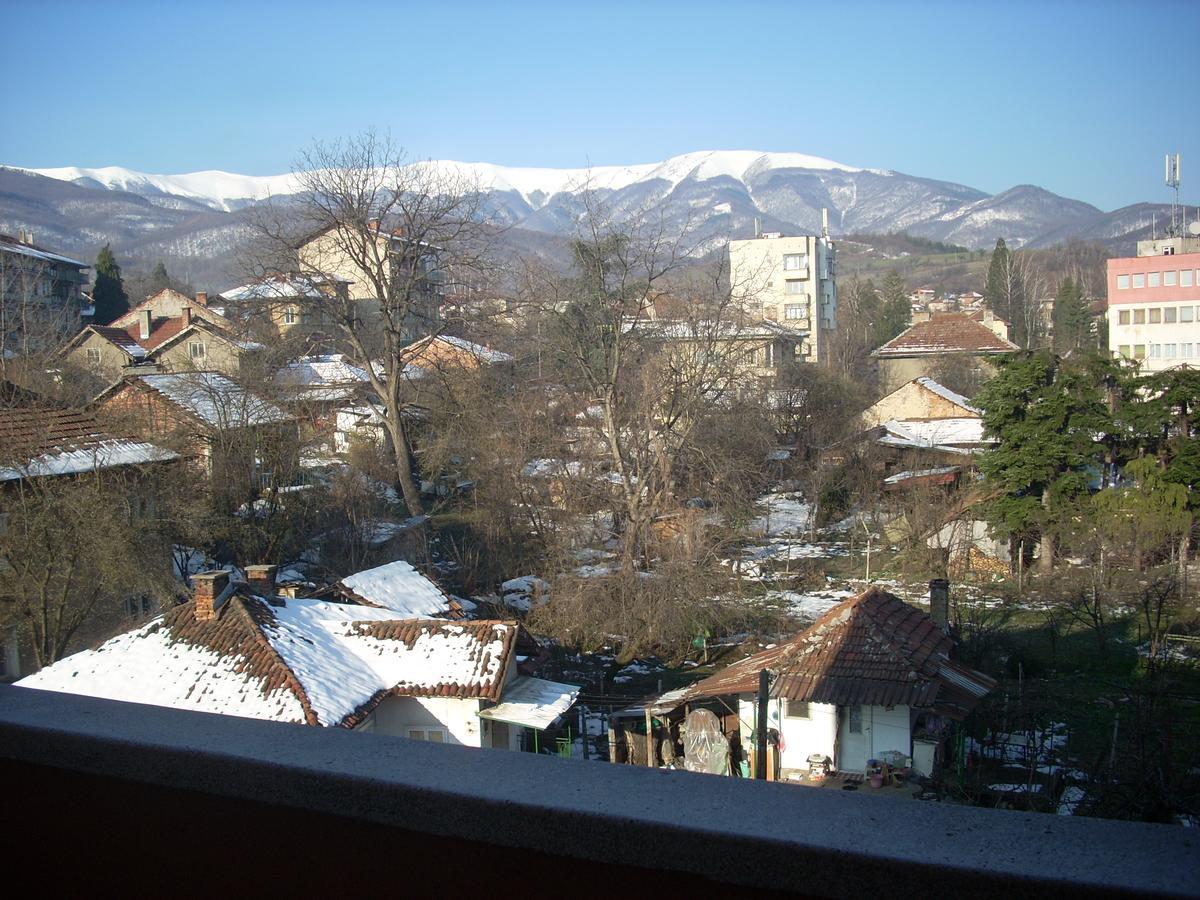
[753,216,761,238]
[1165,152,1182,237]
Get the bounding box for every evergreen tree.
[149,261,172,294]
[91,244,130,325]
[873,270,911,347]
[984,238,1011,322]
[1052,276,1091,354]
[976,351,1111,575]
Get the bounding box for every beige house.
[860,376,981,429]
[873,313,1018,393]
[298,223,442,341]
[59,292,261,383]
[220,274,348,341]
[728,225,837,366]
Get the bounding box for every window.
[848,705,862,734]
[1182,344,1194,358]
[1165,307,1177,324]
[85,347,101,365]
[784,280,805,295]
[782,253,807,271]
[1117,274,1130,290]
[124,596,155,619]
[1181,306,1195,323]
[283,308,298,325]
[1134,309,1146,325]
[1182,270,1195,287]
[1148,272,1161,288]
[1150,344,1161,358]
[1163,246,1175,255]
[1118,310,1130,325]
[1134,345,1146,359]
[1164,344,1176,358]
[1165,271,1177,286]
[784,304,807,320]
[1132,274,1146,288]
[1118,345,1131,358]
[407,728,446,742]
[1149,308,1161,324]
[188,341,206,359]
[785,700,811,719]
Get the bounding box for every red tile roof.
[673,587,994,712]
[875,313,1018,357]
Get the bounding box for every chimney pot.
[245,564,278,597]
[139,309,152,341]
[193,570,231,621]
[195,291,208,306]
[929,578,950,632]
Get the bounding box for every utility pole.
[756,669,769,780]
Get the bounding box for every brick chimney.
[181,307,192,327]
[195,291,208,307]
[245,564,278,597]
[929,578,950,633]
[139,309,152,341]
[193,570,230,621]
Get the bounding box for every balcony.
[0,684,1195,897]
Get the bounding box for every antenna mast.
[1165,152,1182,237]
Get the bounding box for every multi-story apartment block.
[1106,234,1200,372]
[0,231,89,352]
[728,221,837,366]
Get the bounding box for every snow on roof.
[0,234,88,268]
[881,418,991,448]
[884,466,962,485]
[333,619,516,700]
[18,588,526,725]
[338,558,453,617]
[134,372,291,428]
[477,675,579,730]
[17,618,310,722]
[914,377,981,415]
[277,354,370,387]
[0,404,177,482]
[221,274,350,302]
[89,326,148,359]
[434,335,513,363]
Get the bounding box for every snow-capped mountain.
[0,149,1163,289]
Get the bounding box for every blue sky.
[3,0,1198,210]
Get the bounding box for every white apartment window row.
[1117,343,1195,360]
[1116,305,1198,326]
[1115,269,1198,290]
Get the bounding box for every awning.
[477,676,580,730]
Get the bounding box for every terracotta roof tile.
[875,313,1018,357]
[675,587,993,712]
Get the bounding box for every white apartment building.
[728,221,837,366]
[1106,235,1200,372]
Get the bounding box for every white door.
[837,705,871,772]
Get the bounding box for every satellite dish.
[1189,221,1200,236]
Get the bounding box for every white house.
[662,587,994,775]
[17,566,578,750]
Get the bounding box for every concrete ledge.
[1,685,1197,897]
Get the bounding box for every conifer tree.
[874,270,911,347]
[1052,276,1091,354]
[984,238,1011,322]
[91,244,130,325]
[976,350,1111,575]
[149,261,171,294]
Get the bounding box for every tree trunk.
[1038,488,1054,574]
[383,409,424,516]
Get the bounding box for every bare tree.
[247,131,496,515]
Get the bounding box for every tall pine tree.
[149,260,172,294]
[984,238,1011,323]
[91,244,130,325]
[1051,276,1091,354]
[873,270,911,347]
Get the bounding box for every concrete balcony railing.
[0,684,1196,897]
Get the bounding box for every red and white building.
[1106,235,1200,372]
